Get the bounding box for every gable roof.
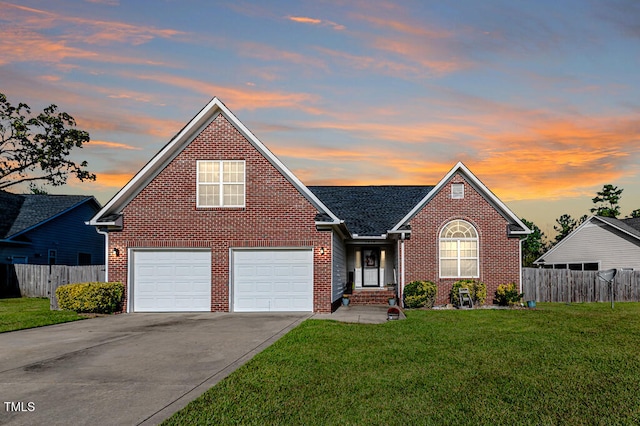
[89,97,339,227]
[535,215,640,264]
[309,186,434,237]
[391,162,531,235]
[0,191,98,240]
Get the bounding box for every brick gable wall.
[404,172,521,305]
[108,114,332,312]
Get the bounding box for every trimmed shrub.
[450,279,487,306]
[56,282,124,314]
[404,280,437,309]
[494,283,523,306]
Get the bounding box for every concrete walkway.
[0,312,309,425]
[312,305,406,324]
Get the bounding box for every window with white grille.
[439,219,479,278]
[197,160,245,207]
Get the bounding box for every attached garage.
[130,249,211,312]
[232,249,314,312]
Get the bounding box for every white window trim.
[439,220,479,278]
[196,160,246,208]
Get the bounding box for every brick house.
[89,98,530,313]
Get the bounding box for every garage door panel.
[233,249,313,312]
[291,297,311,309]
[291,265,310,276]
[274,266,290,276]
[175,265,191,274]
[255,282,271,292]
[236,283,254,293]
[273,282,292,293]
[236,265,255,277]
[256,266,271,275]
[272,297,291,309]
[192,265,211,275]
[132,250,211,312]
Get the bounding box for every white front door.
[362,248,380,287]
[233,249,313,312]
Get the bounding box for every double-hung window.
[197,160,245,207]
[439,219,479,278]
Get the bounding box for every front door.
[362,248,379,287]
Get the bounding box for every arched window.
[439,220,479,278]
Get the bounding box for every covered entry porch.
[344,241,398,305]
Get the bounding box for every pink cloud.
[287,15,345,31]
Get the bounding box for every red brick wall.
[107,114,332,312]
[404,172,521,305]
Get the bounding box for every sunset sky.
[1,0,639,238]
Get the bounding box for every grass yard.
[0,297,84,333]
[165,303,640,425]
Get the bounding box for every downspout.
[518,237,524,294]
[95,228,109,282]
[400,232,406,308]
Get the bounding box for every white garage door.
[233,249,313,312]
[132,250,211,312]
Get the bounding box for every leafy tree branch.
[0,92,96,190]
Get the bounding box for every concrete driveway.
[0,312,310,425]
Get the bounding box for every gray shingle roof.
[597,216,640,240]
[308,186,434,236]
[0,191,95,239]
[621,217,640,232]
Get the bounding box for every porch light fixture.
[113,247,120,257]
[320,247,325,255]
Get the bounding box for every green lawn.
[164,303,640,425]
[0,297,84,333]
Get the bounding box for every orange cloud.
[315,47,421,76]
[353,14,452,39]
[237,41,328,72]
[370,36,470,74]
[88,140,142,150]
[77,114,184,139]
[93,172,135,188]
[345,11,471,75]
[288,16,322,25]
[0,2,185,68]
[0,26,174,68]
[1,2,185,45]
[124,72,324,114]
[84,0,119,6]
[262,107,639,204]
[290,118,480,144]
[287,15,345,30]
[468,116,640,201]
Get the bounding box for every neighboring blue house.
[0,191,104,265]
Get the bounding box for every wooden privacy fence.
[1,264,105,309]
[522,268,640,303]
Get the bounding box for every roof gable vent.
[451,183,464,199]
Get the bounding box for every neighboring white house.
[535,216,640,271]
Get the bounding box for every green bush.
[494,283,523,306]
[450,279,487,306]
[404,280,437,308]
[56,282,124,314]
